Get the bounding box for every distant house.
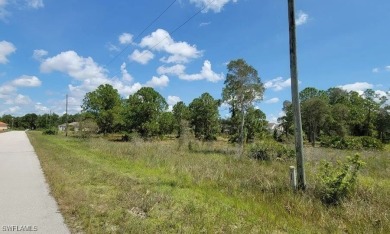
[58,122,80,132]
[267,122,283,133]
[0,122,8,131]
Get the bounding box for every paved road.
[0,131,70,234]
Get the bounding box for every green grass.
[28,131,390,233]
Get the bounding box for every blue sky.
[1,0,389,122]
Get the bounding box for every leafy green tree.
[376,106,390,143]
[172,101,190,137]
[244,107,267,142]
[189,93,220,141]
[278,100,294,138]
[222,59,265,148]
[362,89,387,136]
[327,103,350,137]
[326,87,349,105]
[82,84,122,134]
[299,87,328,103]
[301,97,330,146]
[346,91,366,136]
[124,87,168,137]
[159,112,175,135]
[22,113,38,130]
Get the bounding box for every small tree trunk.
[239,105,245,155]
[311,125,316,147]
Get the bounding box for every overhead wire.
[104,0,178,68]
[109,0,216,79]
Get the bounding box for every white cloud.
[0,106,20,116]
[5,94,31,105]
[296,11,309,26]
[264,97,279,104]
[167,95,181,106]
[1,0,43,21]
[157,64,186,76]
[106,42,120,52]
[35,102,49,113]
[140,29,202,64]
[129,49,154,65]
[27,0,44,9]
[12,75,41,87]
[199,22,211,27]
[41,50,144,99]
[159,60,223,82]
[181,60,223,82]
[145,75,169,88]
[190,0,238,13]
[32,49,48,61]
[120,62,133,82]
[9,106,20,113]
[372,65,390,73]
[119,33,133,45]
[264,77,292,91]
[167,95,181,111]
[40,50,108,81]
[0,40,16,64]
[338,82,374,93]
[0,0,10,21]
[111,80,142,98]
[0,84,16,94]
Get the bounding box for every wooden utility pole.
[288,0,306,190]
[65,94,69,137]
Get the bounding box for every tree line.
[278,87,390,144]
[1,59,389,146]
[80,59,267,145]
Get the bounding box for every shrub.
[317,154,365,205]
[248,140,295,161]
[42,128,57,135]
[360,136,384,150]
[320,136,383,150]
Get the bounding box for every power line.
[109,0,216,79]
[104,0,178,68]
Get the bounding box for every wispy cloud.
[295,11,309,26]
[338,82,373,94]
[140,28,202,64]
[190,0,238,13]
[199,22,211,27]
[264,97,279,104]
[264,77,293,91]
[372,65,390,73]
[26,0,44,9]
[158,60,223,82]
[0,40,16,64]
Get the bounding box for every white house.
[0,122,8,131]
[58,122,80,132]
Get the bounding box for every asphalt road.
[0,131,70,234]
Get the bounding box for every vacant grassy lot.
[28,132,389,233]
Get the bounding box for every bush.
[248,140,295,161]
[42,128,57,135]
[317,154,365,205]
[360,136,384,150]
[320,136,383,150]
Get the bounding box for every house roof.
[0,121,8,127]
[58,122,79,127]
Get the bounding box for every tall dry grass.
[28,132,390,233]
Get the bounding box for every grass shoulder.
[28,131,390,233]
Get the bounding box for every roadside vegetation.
[28,131,389,233]
[3,58,389,232]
